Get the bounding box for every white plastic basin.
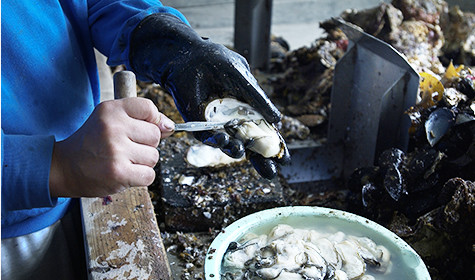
[205,206,430,280]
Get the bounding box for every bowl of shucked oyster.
[205,206,430,280]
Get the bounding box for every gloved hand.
[129,13,290,179]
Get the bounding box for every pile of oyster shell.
[268,1,474,279]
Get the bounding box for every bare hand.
[49,98,175,197]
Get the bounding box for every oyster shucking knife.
[174,120,236,132]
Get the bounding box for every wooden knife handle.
[113,71,137,99]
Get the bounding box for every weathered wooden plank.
[81,71,171,279]
[81,187,171,280]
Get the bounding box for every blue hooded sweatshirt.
[1,0,188,238]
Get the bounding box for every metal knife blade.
[174,121,230,132]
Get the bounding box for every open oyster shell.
[204,98,285,159]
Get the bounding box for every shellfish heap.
[268,1,474,279]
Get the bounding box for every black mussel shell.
[435,119,475,160]
[406,148,438,176]
[425,108,456,147]
[383,164,408,202]
[456,77,475,99]
[378,148,405,171]
[362,183,382,207]
[347,166,381,193]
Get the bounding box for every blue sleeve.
[87,0,189,68]
[1,130,58,212]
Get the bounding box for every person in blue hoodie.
[2,0,290,278]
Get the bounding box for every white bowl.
[205,206,430,279]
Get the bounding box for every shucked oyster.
[186,143,245,168]
[185,98,285,169]
[204,98,285,159]
[222,224,392,280]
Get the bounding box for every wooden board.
[80,71,170,279]
[81,187,171,280]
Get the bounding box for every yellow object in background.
[419,72,445,108]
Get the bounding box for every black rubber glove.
[129,13,290,179]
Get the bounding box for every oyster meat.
[185,98,285,168]
[222,224,392,280]
[186,144,245,168]
[205,98,284,159]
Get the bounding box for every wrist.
[49,141,73,198]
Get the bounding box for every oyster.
[335,240,366,279]
[222,224,391,280]
[186,144,245,168]
[205,98,285,159]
